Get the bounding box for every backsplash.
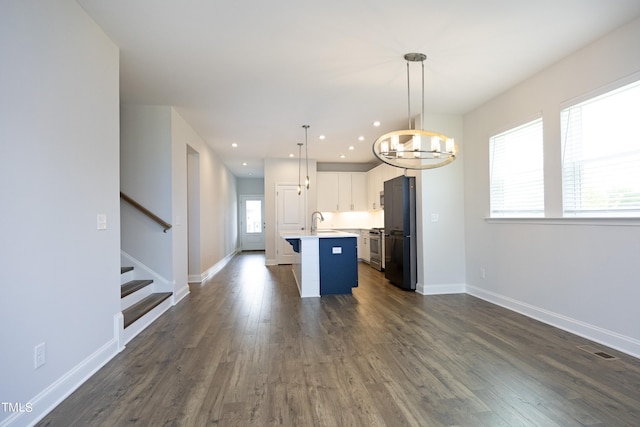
[317,210,384,230]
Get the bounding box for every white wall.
[176,113,239,276]
[237,177,265,195]
[0,1,121,425]
[171,109,190,301]
[187,146,201,278]
[120,105,173,281]
[317,211,383,230]
[264,158,317,264]
[463,17,640,357]
[415,113,467,295]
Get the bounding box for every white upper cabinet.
[367,166,382,211]
[350,172,367,211]
[317,172,367,212]
[366,164,403,210]
[383,163,403,182]
[317,172,340,211]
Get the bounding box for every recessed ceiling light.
[358,136,365,141]
[242,162,247,166]
[373,121,381,127]
[231,143,238,147]
[319,135,326,140]
[340,154,346,159]
[289,153,294,158]
[348,146,354,150]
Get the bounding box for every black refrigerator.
[384,175,417,290]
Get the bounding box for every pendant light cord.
[406,55,426,131]
[407,61,411,129]
[421,59,425,131]
[297,142,303,195]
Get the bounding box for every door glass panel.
[245,200,262,233]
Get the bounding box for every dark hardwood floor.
[39,252,640,426]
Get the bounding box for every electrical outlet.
[34,342,46,369]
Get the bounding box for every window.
[245,200,262,233]
[489,118,544,217]
[561,80,640,217]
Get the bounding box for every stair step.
[123,292,172,328]
[121,279,154,298]
[121,266,134,274]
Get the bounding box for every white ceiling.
[78,0,640,177]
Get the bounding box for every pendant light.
[303,125,310,189]
[372,53,457,170]
[297,142,303,195]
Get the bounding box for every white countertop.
[280,230,358,239]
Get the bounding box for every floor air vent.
[577,345,618,360]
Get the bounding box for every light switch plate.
[97,214,107,230]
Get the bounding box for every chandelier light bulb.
[381,140,389,154]
[412,135,421,158]
[430,136,441,152]
[446,138,455,154]
[391,135,399,151]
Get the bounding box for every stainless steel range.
[369,228,385,271]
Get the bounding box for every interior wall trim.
[416,282,466,295]
[1,340,119,427]
[466,285,640,359]
[199,251,238,284]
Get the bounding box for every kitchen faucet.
[310,211,324,234]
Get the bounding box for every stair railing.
[120,192,172,233]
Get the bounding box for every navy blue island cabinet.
[318,237,358,295]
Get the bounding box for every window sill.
[485,217,640,226]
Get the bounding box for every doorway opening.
[240,195,265,251]
[187,145,201,282]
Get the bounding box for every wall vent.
[577,345,618,360]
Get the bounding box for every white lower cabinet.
[359,229,370,262]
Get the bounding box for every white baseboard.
[114,312,125,353]
[199,251,237,284]
[466,285,640,359]
[173,283,190,304]
[0,339,119,427]
[416,282,466,295]
[265,258,277,266]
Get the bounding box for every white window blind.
[490,118,544,217]
[561,80,640,217]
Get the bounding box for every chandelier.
[372,53,457,170]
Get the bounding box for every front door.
[240,195,265,251]
[276,184,306,264]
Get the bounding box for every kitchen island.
[280,230,358,297]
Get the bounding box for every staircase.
[120,266,172,344]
